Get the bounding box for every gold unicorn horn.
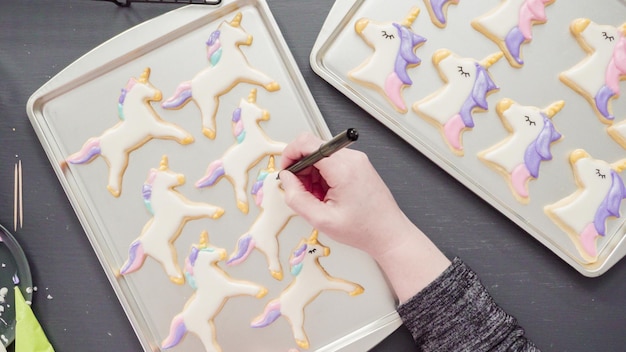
[402,7,420,28]
[267,155,276,172]
[308,229,319,244]
[159,155,169,170]
[480,52,504,68]
[248,88,257,104]
[612,159,626,173]
[620,23,626,36]
[231,12,242,27]
[139,67,151,84]
[199,230,209,249]
[543,100,565,118]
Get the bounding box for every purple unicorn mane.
[523,113,561,178]
[593,170,626,236]
[458,63,499,128]
[391,23,426,85]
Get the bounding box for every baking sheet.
[26,2,400,351]
[0,224,33,348]
[311,0,626,276]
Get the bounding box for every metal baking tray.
[311,0,626,277]
[26,2,400,351]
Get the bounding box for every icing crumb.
[46,294,53,300]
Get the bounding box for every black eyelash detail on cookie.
[596,168,606,179]
[602,31,615,42]
[381,30,395,39]
[525,115,536,126]
[457,66,470,77]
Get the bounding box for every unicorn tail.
[120,240,146,275]
[162,81,193,109]
[251,299,282,328]
[161,314,187,349]
[67,138,101,164]
[195,160,225,188]
[595,85,616,121]
[227,234,256,266]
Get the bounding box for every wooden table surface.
[0,1,625,351]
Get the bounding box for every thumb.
[279,171,329,225]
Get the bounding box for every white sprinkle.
[47,294,53,300]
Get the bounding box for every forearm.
[368,216,450,303]
[397,258,540,352]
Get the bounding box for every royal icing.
[413,49,502,155]
[349,7,426,113]
[66,68,194,197]
[161,231,267,351]
[545,150,626,263]
[471,0,554,68]
[119,156,224,285]
[250,230,364,350]
[423,0,459,28]
[479,99,563,203]
[227,156,296,281]
[560,19,626,123]
[161,12,280,139]
[195,89,286,214]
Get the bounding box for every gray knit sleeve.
[396,257,540,351]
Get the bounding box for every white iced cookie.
[161,231,267,351]
[544,150,626,263]
[471,0,555,68]
[161,12,280,139]
[227,156,297,280]
[479,98,564,203]
[250,230,364,350]
[559,19,626,124]
[119,155,224,285]
[348,7,426,113]
[66,68,194,197]
[195,89,286,214]
[413,49,502,156]
[423,0,459,28]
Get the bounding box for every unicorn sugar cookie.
[413,49,502,156]
[348,7,426,113]
[559,19,626,124]
[227,156,297,280]
[195,89,286,214]
[471,0,555,68]
[423,0,460,28]
[161,231,267,352]
[162,12,280,139]
[545,150,626,263]
[478,99,564,203]
[251,230,364,350]
[119,155,224,285]
[66,68,194,197]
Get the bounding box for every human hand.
[279,132,450,302]
[278,132,416,257]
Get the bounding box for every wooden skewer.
[19,160,23,229]
[13,162,18,231]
